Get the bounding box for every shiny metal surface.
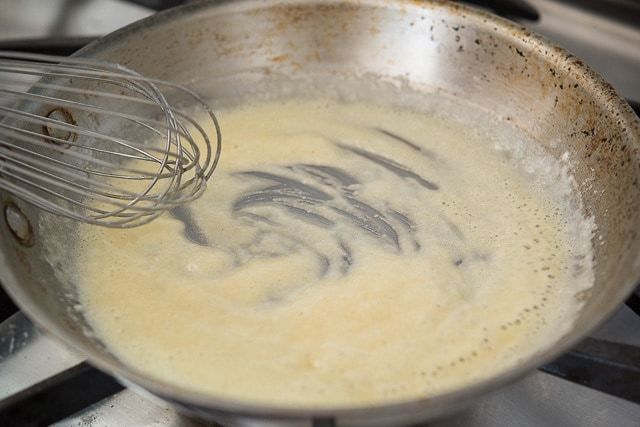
[3,0,638,103]
[0,0,639,425]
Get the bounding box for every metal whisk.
[0,51,221,227]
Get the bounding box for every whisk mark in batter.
[336,143,439,190]
[375,127,437,159]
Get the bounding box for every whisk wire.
[0,50,220,227]
[0,125,183,183]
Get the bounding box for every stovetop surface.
[0,0,639,426]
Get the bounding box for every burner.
[0,287,17,323]
[463,0,540,20]
[552,0,640,28]
[0,362,124,427]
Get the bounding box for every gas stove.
[0,1,639,426]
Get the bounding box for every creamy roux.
[74,99,594,406]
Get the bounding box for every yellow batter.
[72,98,594,406]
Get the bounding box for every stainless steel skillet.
[0,1,639,425]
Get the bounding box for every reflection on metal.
[541,337,640,404]
[3,202,33,246]
[43,108,76,145]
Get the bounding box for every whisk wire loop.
[0,51,220,227]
